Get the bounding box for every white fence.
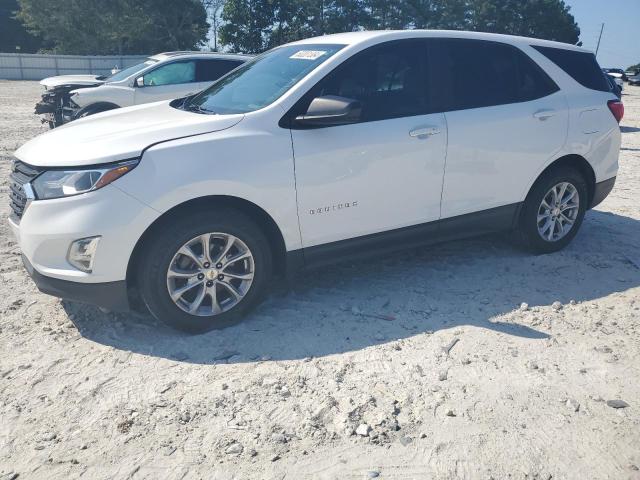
[0,53,148,80]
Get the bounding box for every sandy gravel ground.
[1,81,639,480]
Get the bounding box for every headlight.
[31,159,138,200]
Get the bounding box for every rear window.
[532,46,609,92]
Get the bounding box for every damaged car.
[35,51,250,128]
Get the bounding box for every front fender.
[113,125,302,251]
[71,85,134,108]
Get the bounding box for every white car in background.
[13,31,622,333]
[35,51,250,127]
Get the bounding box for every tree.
[219,0,275,53]
[16,0,209,55]
[203,0,226,51]
[0,0,44,52]
[466,0,580,44]
[218,0,581,53]
[323,0,370,33]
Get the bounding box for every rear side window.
[300,40,430,123]
[196,59,243,82]
[431,39,558,112]
[515,49,560,102]
[532,46,609,92]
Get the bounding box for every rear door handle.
[409,126,440,138]
[533,109,556,120]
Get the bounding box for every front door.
[289,40,448,250]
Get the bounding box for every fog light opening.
[67,236,101,273]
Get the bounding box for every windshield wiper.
[184,103,215,115]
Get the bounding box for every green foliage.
[16,0,209,54]
[466,0,580,44]
[220,0,581,53]
[0,0,44,52]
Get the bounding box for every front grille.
[9,160,41,221]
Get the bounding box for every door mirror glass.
[295,95,361,127]
[135,76,144,88]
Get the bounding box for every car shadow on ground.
[621,126,640,133]
[64,210,640,364]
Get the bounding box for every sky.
[564,0,640,69]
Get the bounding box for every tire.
[519,166,588,254]
[138,209,273,333]
[74,104,117,120]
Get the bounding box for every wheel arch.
[125,195,289,310]
[74,101,120,118]
[527,154,596,207]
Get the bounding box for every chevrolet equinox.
[9,31,622,332]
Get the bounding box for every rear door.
[434,39,568,219]
[134,59,200,104]
[289,39,448,251]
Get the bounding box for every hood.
[15,101,244,168]
[40,74,105,89]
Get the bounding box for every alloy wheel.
[166,233,255,316]
[536,182,580,242]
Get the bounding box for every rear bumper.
[589,176,616,209]
[22,254,130,311]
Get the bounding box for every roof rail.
[155,51,253,58]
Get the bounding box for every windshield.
[106,60,156,83]
[185,44,345,114]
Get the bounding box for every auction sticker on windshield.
[290,50,327,60]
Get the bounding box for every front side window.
[307,40,430,122]
[185,44,344,114]
[144,60,197,86]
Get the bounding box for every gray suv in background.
[35,51,250,127]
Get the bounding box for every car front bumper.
[22,254,130,311]
[8,183,160,309]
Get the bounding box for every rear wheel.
[138,209,272,333]
[519,167,588,254]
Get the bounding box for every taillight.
[607,99,624,123]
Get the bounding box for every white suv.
[35,51,249,127]
[10,31,622,332]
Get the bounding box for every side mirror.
[135,76,144,88]
[294,95,361,127]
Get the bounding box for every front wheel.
[73,104,117,120]
[138,209,273,333]
[519,167,588,254]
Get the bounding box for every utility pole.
[595,23,604,57]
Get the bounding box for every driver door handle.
[409,126,440,138]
